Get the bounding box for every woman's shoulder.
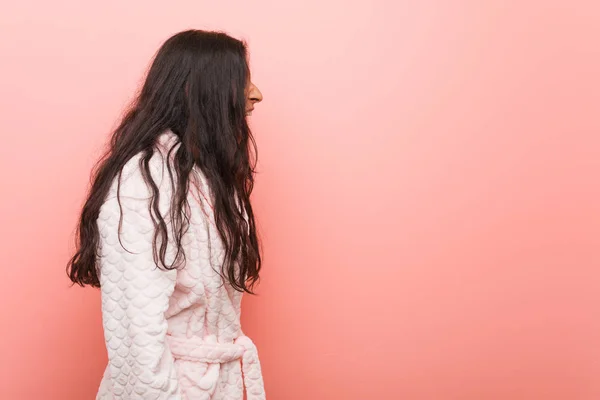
[107,131,181,201]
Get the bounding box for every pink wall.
[1,1,599,399]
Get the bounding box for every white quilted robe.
[95,132,265,400]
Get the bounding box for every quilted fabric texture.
[95,132,265,400]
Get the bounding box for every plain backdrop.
[1,1,599,399]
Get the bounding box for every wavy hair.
[67,30,261,293]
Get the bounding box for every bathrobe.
[95,132,265,400]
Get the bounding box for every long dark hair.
[67,30,261,293]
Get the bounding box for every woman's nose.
[249,84,263,103]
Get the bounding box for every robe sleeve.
[97,154,181,399]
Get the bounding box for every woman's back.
[96,132,264,399]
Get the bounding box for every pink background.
[1,1,599,399]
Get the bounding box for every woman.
[67,30,265,400]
